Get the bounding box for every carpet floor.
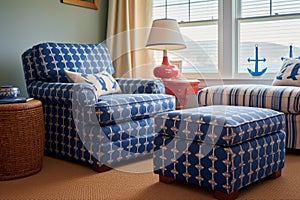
[0,152,299,200]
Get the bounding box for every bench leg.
[91,165,112,173]
[214,169,281,200]
[159,174,176,184]
[269,169,282,179]
[214,190,239,200]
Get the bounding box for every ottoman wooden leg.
[214,190,239,200]
[91,165,112,173]
[159,174,176,184]
[269,169,282,179]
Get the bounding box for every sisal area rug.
[0,152,300,200]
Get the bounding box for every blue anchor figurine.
[281,44,293,61]
[281,44,300,60]
[247,44,267,77]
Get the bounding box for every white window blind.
[238,0,300,75]
[152,0,219,74]
[153,0,218,22]
[241,0,300,18]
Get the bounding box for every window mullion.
[219,0,235,78]
[165,0,167,18]
[270,0,272,16]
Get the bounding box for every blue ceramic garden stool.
[153,105,286,200]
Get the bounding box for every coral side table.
[0,99,44,180]
[163,79,200,110]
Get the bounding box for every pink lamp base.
[153,56,179,79]
[153,65,179,79]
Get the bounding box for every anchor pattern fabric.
[153,105,286,194]
[273,59,300,86]
[22,42,176,168]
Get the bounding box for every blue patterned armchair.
[22,42,175,171]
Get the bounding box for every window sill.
[180,73,274,88]
[196,78,273,88]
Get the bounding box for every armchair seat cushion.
[95,93,175,125]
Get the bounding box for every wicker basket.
[0,100,44,180]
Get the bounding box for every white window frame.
[220,0,235,79]
[154,0,300,84]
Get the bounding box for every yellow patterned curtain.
[106,0,155,78]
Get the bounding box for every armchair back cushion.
[22,42,114,85]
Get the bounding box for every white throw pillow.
[64,70,122,97]
[272,59,300,86]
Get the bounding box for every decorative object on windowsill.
[281,44,300,61]
[247,44,267,77]
[146,18,186,79]
[0,86,26,104]
[170,60,182,75]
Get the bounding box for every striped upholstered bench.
[198,84,300,150]
[153,105,285,200]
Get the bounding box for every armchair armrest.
[115,78,165,94]
[27,81,101,147]
[198,84,300,114]
[27,81,97,106]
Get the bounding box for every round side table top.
[0,99,42,111]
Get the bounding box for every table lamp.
[146,18,186,79]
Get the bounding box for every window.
[152,0,219,74]
[152,0,300,79]
[237,0,300,78]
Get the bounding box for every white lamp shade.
[146,19,186,50]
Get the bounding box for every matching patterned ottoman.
[153,105,286,200]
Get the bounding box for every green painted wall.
[0,0,108,97]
